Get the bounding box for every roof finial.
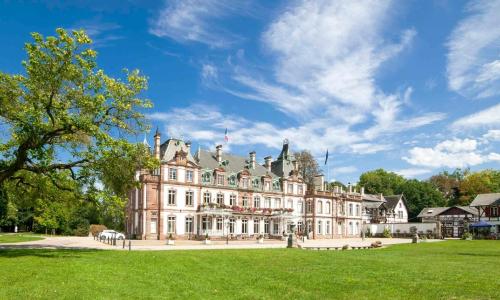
[154,126,160,137]
[143,133,150,147]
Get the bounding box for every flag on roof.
[324,149,329,165]
[224,128,229,143]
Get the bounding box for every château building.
[125,130,408,240]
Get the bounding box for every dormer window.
[252,178,259,188]
[202,172,211,184]
[241,178,249,189]
[217,174,224,185]
[228,175,236,186]
[273,181,280,191]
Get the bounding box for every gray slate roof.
[417,206,478,218]
[362,193,385,202]
[160,139,197,164]
[384,195,404,210]
[195,149,279,178]
[470,193,500,206]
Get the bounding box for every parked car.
[99,230,125,240]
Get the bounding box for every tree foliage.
[358,169,405,195]
[0,28,153,189]
[294,150,321,185]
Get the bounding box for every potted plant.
[204,233,211,245]
[257,234,264,244]
[167,233,175,245]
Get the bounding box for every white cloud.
[451,103,500,129]
[223,0,443,147]
[403,137,499,168]
[447,0,500,98]
[394,168,432,178]
[483,129,500,141]
[334,166,358,174]
[149,0,251,48]
[349,143,392,154]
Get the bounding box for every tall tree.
[0,28,154,190]
[398,179,446,220]
[428,169,467,205]
[294,150,321,186]
[358,169,406,195]
[458,170,500,205]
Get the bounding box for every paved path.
[0,236,442,251]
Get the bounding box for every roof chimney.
[249,151,256,169]
[264,156,272,172]
[215,145,222,163]
[185,141,191,154]
[348,183,352,193]
[154,127,161,160]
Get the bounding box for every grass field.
[0,233,45,244]
[0,241,498,299]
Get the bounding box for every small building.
[470,193,500,237]
[418,206,478,238]
[384,195,409,223]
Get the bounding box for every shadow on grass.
[456,252,500,257]
[0,247,103,259]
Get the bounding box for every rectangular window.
[168,190,176,206]
[168,168,177,180]
[349,204,353,216]
[326,221,331,234]
[202,216,210,230]
[185,217,193,233]
[186,170,194,182]
[306,201,312,213]
[297,221,303,233]
[287,184,293,194]
[298,185,303,194]
[317,220,322,234]
[242,178,249,188]
[273,222,279,234]
[216,217,223,231]
[325,202,331,214]
[398,211,403,219]
[242,219,248,234]
[229,195,236,206]
[274,198,281,208]
[265,197,271,208]
[287,199,293,209]
[253,196,260,208]
[217,174,224,185]
[217,193,224,205]
[150,218,157,234]
[242,196,249,207]
[264,220,270,234]
[254,219,260,234]
[203,192,211,204]
[298,201,303,213]
[229,218,235,233]
[185,191,193,206]
[167,216,176,234]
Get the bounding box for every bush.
[383,227,392,238]
[342,244,350,250]
[73,226,89,236]
[461,232,473,240]
[89,224,107,237]
[371,242,382,248]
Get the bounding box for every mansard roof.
[195,149,279,178]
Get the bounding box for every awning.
[470,220,493,228]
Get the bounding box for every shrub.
[461,232,473,240]
[89,224,107,237]
[73,226,89,236]
[342,244,350,250]
[205,233,210,240]
[168,233,175,240]
[409,226,417,235]
[383,227,392,238]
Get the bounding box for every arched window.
[325,201,331,214]
[349,203,353,216]
[317,201,323,214]
[202,172,211,184]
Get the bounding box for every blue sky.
[1,0,499,184]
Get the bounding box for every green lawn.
[0,233,45,244]
[0,241,498,299]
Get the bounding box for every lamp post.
[225,216,229,245]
